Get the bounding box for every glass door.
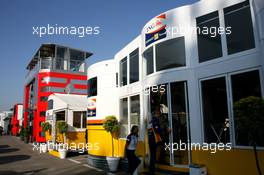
[169,81,190,166]
[147,81,190,166]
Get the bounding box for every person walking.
[125,125,141,175]
[148,106,162,175]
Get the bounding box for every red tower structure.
[24,44,92,143]
[11,104,23,136]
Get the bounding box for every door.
[147,81,190,166]
[169,81,190,165]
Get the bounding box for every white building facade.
[87,0,264,174]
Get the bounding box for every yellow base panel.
[156,164,189,173]
[48,150,60,158]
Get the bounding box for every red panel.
[32,71,88,143]
[74,84,88,89]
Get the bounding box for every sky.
[0,0,198,111]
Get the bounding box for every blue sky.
[0,0,198,111]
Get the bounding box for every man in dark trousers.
[148,106,162,175]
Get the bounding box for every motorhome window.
[48,100,53,110]
[73,111,83,128]
[201,77,230,143]
[56,47,66,70]
[130,95,140,130]
[41,57,52,69]
[224,0,255,54]
[156,37,186,71]
[120,57,127,87]
[129,48,139,83]
[70,49,85,72]
[56,111,65,121]
[116,73,118,87]
[82,112,87,128]
[143,47,153,75]
[88,77,97,97]
[196,11,222,62]
[120,98,128,138]
[231,70,262,146]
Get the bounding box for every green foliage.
[41,122,51,132]
[102,116,119,134]
[56,121,68,134]
[24,127,31,137]
[103,116,120,157]
[233,96,264,133]
[20,127,24,138]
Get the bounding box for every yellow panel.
[45,131,52,141]
[192,149,264,175]
[87,125,146,157]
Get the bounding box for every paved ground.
[0,135,125,175]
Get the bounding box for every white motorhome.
[87,0,264,174]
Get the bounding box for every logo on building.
[145,14,167,47]
[87,97,96,117]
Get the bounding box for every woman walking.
[125,125,141,175]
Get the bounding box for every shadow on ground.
[0,168,47,175]
[0,145,10,149]
[0,155,31,164]
[0,148,19,153]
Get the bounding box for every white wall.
[87,60,118,120]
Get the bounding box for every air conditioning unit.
[189,164,207,175]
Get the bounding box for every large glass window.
[156,37,186,71]
[231,70,263,146]
[143,47,154,75]
[73,111,86,128]
[224,0,255,54]
[130,95,140,129]
[70,49,85,72]
[56,47,66,70]
[196,11,222,62]
[129,49,139,84]
[120,95,141,138]
[201,77,230,143]
[47,100,53,110]
[88,77,97,97]
[120,57,127,87]
[170,81,189,165]
[41,57,52,69]
[56,111,65,121]
[120,98,128,138]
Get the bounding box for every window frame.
[129,48,139,84]
[199,68,264,149]
[72,111,86,129]
[223,0,256,55]
[119,94,141,139]
[155,37,186,71]
[88,77,97,97]
[119,57,128,87]
[196,10,223,63]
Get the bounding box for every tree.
[41,122,51,133]
[233,96,264,175]
[103,116,119,157]
[56,121,68,144]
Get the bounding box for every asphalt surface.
[0,135,114,175]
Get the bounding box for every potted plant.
[20,126,24,141]
[233,96,264,175]
[103,116,120,172]
[56,121,68,159]
[41,122,51,153]
[24,127,30,143]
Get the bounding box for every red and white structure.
[11,103,23,136]
[24,44,92,142]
